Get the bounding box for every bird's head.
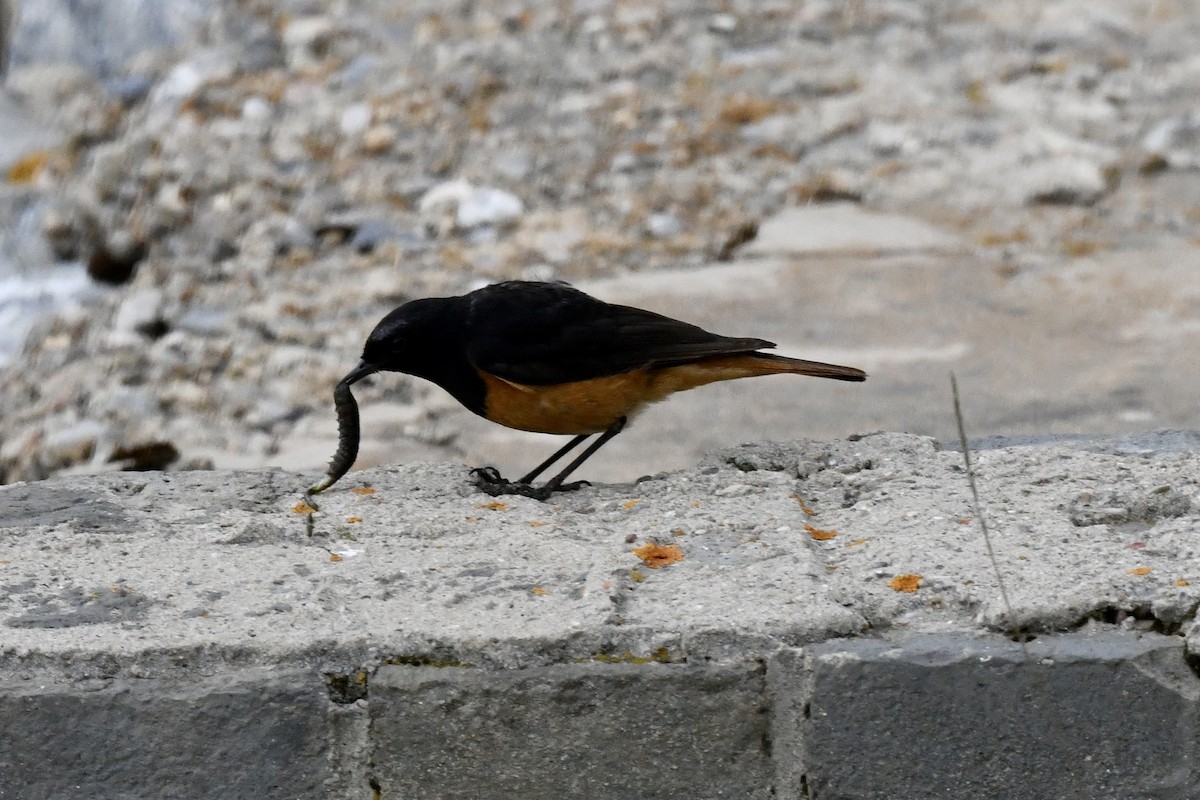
[358,296,454,379]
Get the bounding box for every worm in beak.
[307,362,378,495]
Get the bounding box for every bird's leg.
[516,434,592,484]
[540,417,627,494]
[472,418,627,501]
[471,433,591,493]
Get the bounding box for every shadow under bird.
[309,280,866,500]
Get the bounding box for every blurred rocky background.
[1,0,1198,485]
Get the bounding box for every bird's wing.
[463,282,773,385]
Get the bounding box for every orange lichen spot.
[531,586,548,596]
[476,501,508,511]
[329,553,343,562]
[1175,579,1190,587]
[847,538,868,547]
[346,516,362,524]
[889,574,922,593]
[1128,567,1152,576]
[529,521,549,528]
[622,499,641,510]
[804,523,837,541]
[6,150,51,184]
[958,517,972,525]
[790,494,816,515]
[292,501,317,514]
[351,487,376,495]
[633,542,684,569]
[672,529,686,537]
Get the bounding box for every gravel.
[2,0,1199,484]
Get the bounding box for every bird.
[308,280,865,499]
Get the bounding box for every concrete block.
[369,661,771,799]
[0,669,333,800]
[782,632,1199,800]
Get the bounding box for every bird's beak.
[340,361,379,387]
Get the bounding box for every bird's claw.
[470,466,506,486]
[470,467,589,501]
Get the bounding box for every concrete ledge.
[797,633,1198,800]
[371,661,771,798]
[1,433,1199,797]
[0,669,334,799]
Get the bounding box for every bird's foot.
[470,467,589,501]
[470,466,506,485]
[471,466,521,494]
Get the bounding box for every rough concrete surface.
[1,432,1198,798]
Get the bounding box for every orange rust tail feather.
[650,353,864,395]
[641,352,864,416]
[736,352,866,382]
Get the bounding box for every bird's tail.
[649,352,866,399]
[745,352,867,382]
